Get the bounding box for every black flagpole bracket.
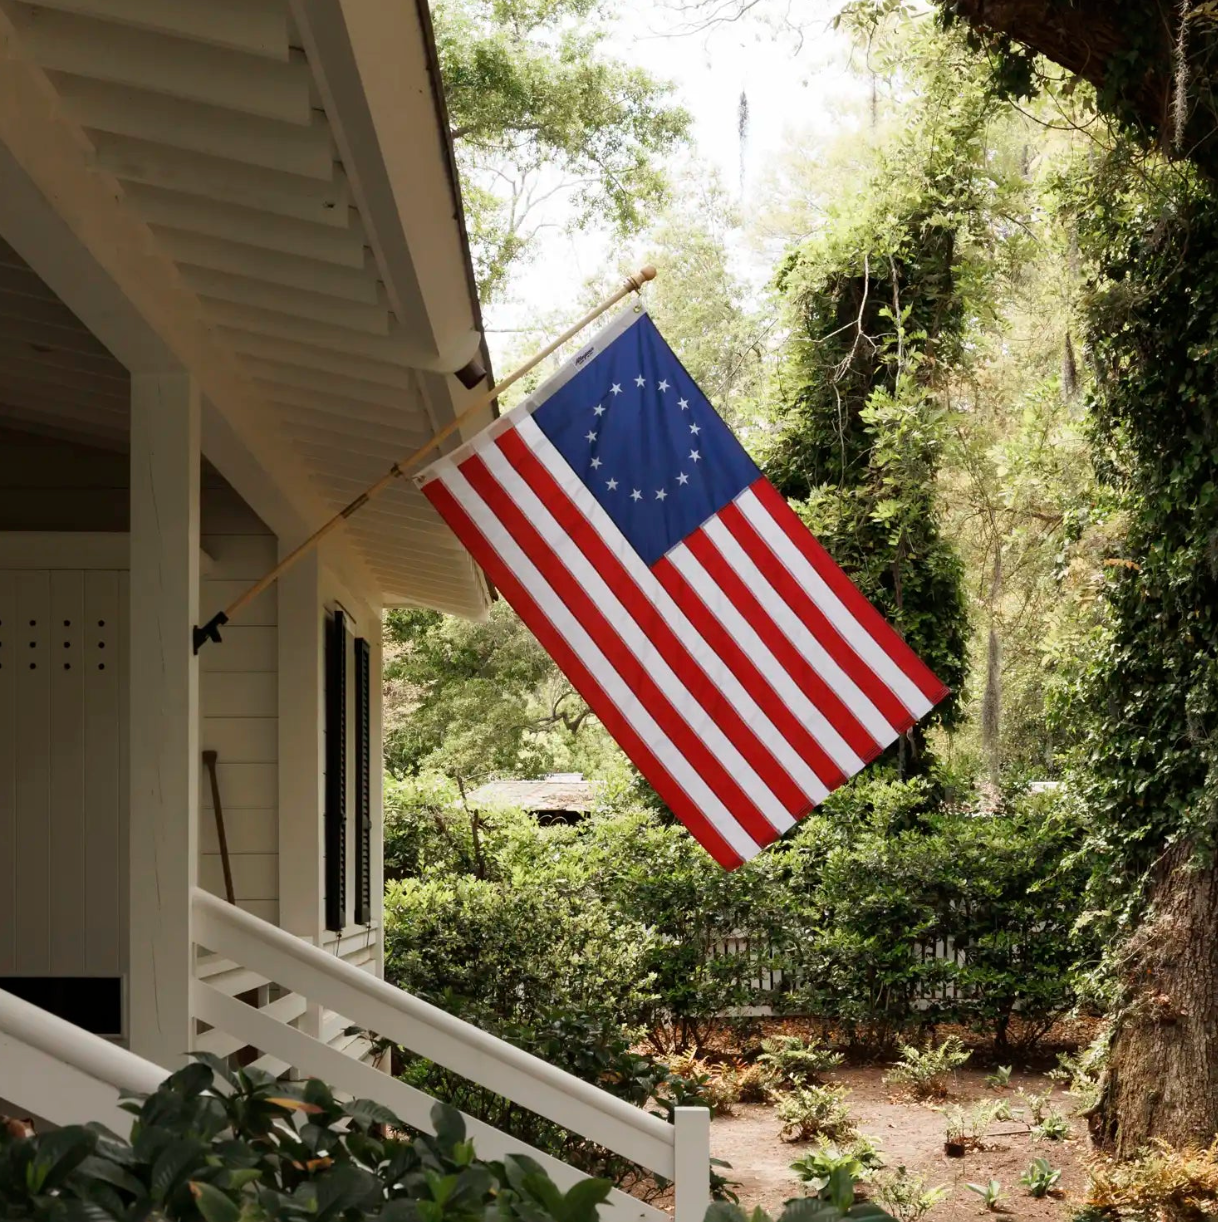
[193,611,229,654]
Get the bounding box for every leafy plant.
[1020,1158,1062,1198]
[0,1055,611,1222]
[1031,1108,1071,1142]
[707,1182,897,1222]
[872,1166,951,1222]
[965,1179,1004,1210]
[885,1037,971,1099]
[776,1085,857,1144]
[984,1065,1012,1090]
[760,1037,845,1090]
[791,1137,886,1195]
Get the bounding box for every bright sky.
[484,0,869,360]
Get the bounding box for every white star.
[658,379,670,392]
[690,449,701,462]
[586,430,597,442]
[678,397,689,411]
[630,488,642,501]
[656,488,667,501]
[590,457,602,469]
[690,422,701,435]
[593,404,606,416]
[611,383,622,395]
[677,471,689,485]
[634,375,646,387]
[606,478,618,491]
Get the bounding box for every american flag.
[418,308,948,868]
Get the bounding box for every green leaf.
[345,1098,403,1130]
[189,1180,241,1222]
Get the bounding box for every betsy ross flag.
[418,308,948,868]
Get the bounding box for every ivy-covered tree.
[1046,156,1218,1155]
[764,26,1003,775]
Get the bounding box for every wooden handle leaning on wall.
[202,750,235,906]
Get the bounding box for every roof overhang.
[0,0,493,618]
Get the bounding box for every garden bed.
[711,1067,1088,1221]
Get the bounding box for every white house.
[0,4,709,1218]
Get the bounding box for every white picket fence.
[708,930,972,1015]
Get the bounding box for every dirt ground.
[711,1067,1089,1221]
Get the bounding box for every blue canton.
[531,313,760,566]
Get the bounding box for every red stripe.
[684,530,883,765]
[718,501,916,735]
[423,476,744,869]
[495,429,810,816]
[456,450,782,850]
[652,557,847,792]
[751,479,949,704]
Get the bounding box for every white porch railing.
[0,986,168,1133]
[190,888,710,1222]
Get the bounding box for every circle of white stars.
[585,372,702,504]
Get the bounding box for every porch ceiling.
[0,0,492,619]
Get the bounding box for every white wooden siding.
[200,470,279,925]
[0,568,127,979]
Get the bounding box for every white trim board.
[0,532,215,573]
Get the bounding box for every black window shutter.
[353,636,372,925]
[324,609,347,932]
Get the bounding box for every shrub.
[759,1036,844,1090]
[1021,1158,1062,1198]
[872,1166,951,1222]
[1085,1140,1218,1221]
[0,1056,609,1222]
[883,1036,970,1099]
[383,871,656,1031]
[776,1085,857,1143]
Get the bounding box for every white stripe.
[736,489,934,719]
[667,542,865,776]
[702,517,899,747]
[475,439,797,833]
[438,466,762,861]
[515,417,830,804]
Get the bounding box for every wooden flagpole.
[194,265,657,651]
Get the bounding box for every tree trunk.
[1093,840,1218,1155]
[941,1,1218,180]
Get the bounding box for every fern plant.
[883,1036,970,1099]
[759,1036,845,1090]
[872,1166,951,1222]
[776,1084,857,1143]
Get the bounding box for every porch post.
[278,547,325,1057]
[128,372,201,1068]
